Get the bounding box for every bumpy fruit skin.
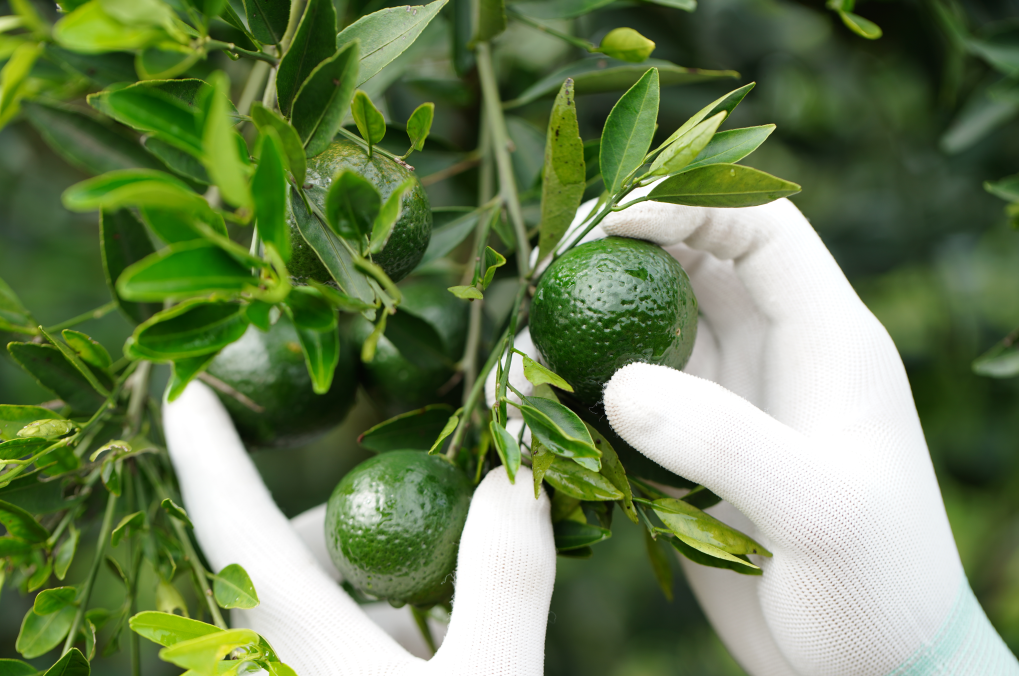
[530,237,698,405]
[288,139,432,284]
[206,316,357,449]
[325,451,473,606]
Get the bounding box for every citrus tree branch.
[62,489,117,655]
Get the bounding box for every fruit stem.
[336,127,414,170]
[410,606,437,656]
[475,42,531,277]
[495,281,529,423]
[506,7,599,53]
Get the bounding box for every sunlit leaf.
[276,0,337,116]
[538,78,586,261]
[646,164,800,207]
[600,67,659,193]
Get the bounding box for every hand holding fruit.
[162,382,556,676]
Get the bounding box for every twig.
[198,373,265,413]
[43,301,118,333]
[446,330,509,458]
[62,489,117,655]
[237,60,271,116]
[206,40,279,66]
[506,8,597,53]
[419,154,482,187]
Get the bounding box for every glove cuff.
[887,580,1018,676]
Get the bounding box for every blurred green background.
[2,0,1019,673]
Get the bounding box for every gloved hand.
[498,193,1019,676]
[162,381,556,676]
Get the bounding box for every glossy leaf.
[538,78,586,261]
[284,290,340,394]
[111,511,144,547]
[505,58,737,109]
[406,102,434,152]
[62,330,112,370]
[276,0,337,116]
[585,422,637,523]
[643,527,674,600]
[307,282,375,313]
[653,498,770,556]
[100,209,160,325]
[531,440,555,498]
[972,332,1019,378]
[62,168,197,212]
[130,299,250,360]
[0,658,38,676]
[251,103,306,185]
[52,2,167,54]
[325,170,381,240]
[44,45,136,87]
[490,422,521,483]
[519,396,601,470]
[212,563,259,609]
[419,210,479,266]
[654,82,755,152]
[202,72,251,209]
[0,277,35,335]
[15,605,76,659]
[510,0,614,19]
[136,45,201,80]
[117,241,258,302]
[289,188,375,304]
[553,519,610,551]
[648,111,724,177]
[160,498,193,528]
[88,83,204,155]
[447,285,483,300]
[480,246,506,289]
[129,611,222,647]
[244,0,290,45]
[158,627,260,674]
[0,500,49,542]
[0,537,32,556]
[0,406,64,442]
[166,353,218,402]
[0,42,40,130]
[521,355,573,392]
[646,164,801,207]
[18,419,76,440]
[252,129,291,263]
[837,10,882,39]
[475,0,506,42]
[34,587,78,615]
[350,90,386,157]
[40,646,90,676]
[54,525,80,580]
[682,485,722,510]
[643,0,695,9]
[291,41,359,158]
[542,456,624,501]
[600,67,659,194]
[7,343,107,413]
[143,136,210,184]
[335,0,447,87]
[359,404,455,452]
[598,27,655,63]
[668,533,761,575]
[984,174,1019,202]
[428,413,459,455]
[370,179,414,255]
[683,124,775,172]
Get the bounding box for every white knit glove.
[162,381,556,676]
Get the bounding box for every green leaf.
[17,419,76,440]
[406,102,434,152]
[537,78,586,261]
[359,404,455,452]
[136,44,201,80]
[251,103,307,186]
[62,169,197,212]
[600,67,659,194]
[7,343,107,413]
[25,102,165,177]
[155,579,188,617]
[646,164,801,207]
[370,179,414,255]
[643,527,674,599]
[653,498,770,556]
[837,10,882,39]
[480,246,506,289]
[542,456,623,501]
[360,313,387,363]
[585,422,636,523]
[519,396,601,470]
[130,299,250,360]
[306,282,375,313]
[335,0,447,88]
[291,41,360,158]
[0,536,33,556]
[531,440,555,497]
[111,511,145,547]
[276,0,337,117]
[289,188,375,304]
[202,72,252,209]
[283,288,340,394]
[521,355,573,392]
[325,169,382,241]
[252,129,291,263]
[0,42,40,130]
[428,413,459,455]
[166,353,219,402]
[0,406,65,442]
[211,563,260,609]
[984,174,1019,202]
[447,285,483,300]
[129,611,222,647]
[158,627,260,674]
[648,111,725,177]
[506,58,737,109]
[683,125,775,172]
[419,210,479,266]
[88,82,204,155]
[0,474,66,514]
[350,90,386,158]
[101,458,122,496]
[510,0,613,19]
[0,499,49,542]
[489,422,521,483]
[41,647,89,676]
[116,241,258,302]
[474,0,506,42]
[44,45,136,87]
[642,0,695,9]
[598,27,655,63]
[667,533,761,575]
[0,277,35,336]
[972,331,1019,378]
[53,2,167,53]
[553,519,610,551]
[161,498,193,528]
[653,82,755,153]
[101,209,161,326]
[34,587,78,615]
[61,331,112,370]
[682,485,722,510]
[16,605,76,659]
[0,658,38,676]
[54,525,80,581]
[244,0,290,45]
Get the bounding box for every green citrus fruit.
[288,139,432,285]
[348,278,467,410]
[529,236,698,405]
[206,315,357,449]
[325,450,473,606]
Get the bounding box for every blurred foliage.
[2,0,1019,673]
